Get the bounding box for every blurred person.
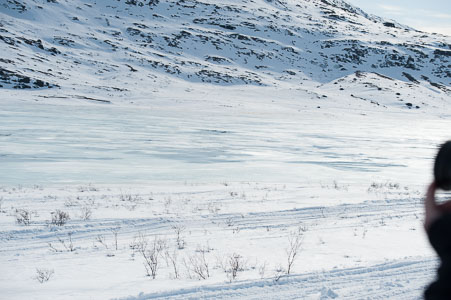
[424,141,451,299]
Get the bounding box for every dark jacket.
[425,214,451,299]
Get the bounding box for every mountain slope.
[0,0,450,101]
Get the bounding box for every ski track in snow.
[0,192,422,252]
[120,258,436,299]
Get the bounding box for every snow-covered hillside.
[1,1,451,299]
[1,0,450,97]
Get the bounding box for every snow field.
[1,87,450,299]
[0,179,439,299]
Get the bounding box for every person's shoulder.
[427,213,451,258]
[428,213,451,234]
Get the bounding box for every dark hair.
[434,141,451,190]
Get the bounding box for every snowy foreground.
[1,89,450,299]
[0,181,439,299]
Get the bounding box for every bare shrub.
[120,193,142,202]
[129,235,143,251]
[61,232,75,252]
[227,253,244,281]
[48,242,62,253]
[78,184,97,192]
[188,251,210,280]
[16,209,31,225]
[47,235,72,253]
[96,234,109,249]
[182,257,193,279]
[165,249,180,279]
[164,196,172,212]
[133,233,166,279]
[80,206,92,220]
[258,261,267,279]
[51,209,70,226]
[33,185,43,190]
[158,237,168,251]
[225,217,234,227]
[143,239,162,279]
[35,268,54,283]
[111,227,120,250]
[64,198,79,207]
[367,181,400,193]
[172,224,186,249]
[120,193,133,202]
[217,252,245,281]
[273,264,285,282]
[48,232,76,252]
[286,226,306,275]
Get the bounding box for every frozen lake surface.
[1,98,448,186]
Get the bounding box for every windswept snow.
[1,90,450,186]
